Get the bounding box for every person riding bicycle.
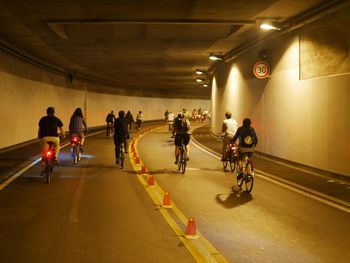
[105,110,115,136]
[168,111,175,135]
[69,108,88,153]
[38,107,65,165]
[173,112,191,164]
[232,118,258,173]
[125,110,135,131]
[221,111,238,161]
[136,111,143,130]
[114,110,129,165]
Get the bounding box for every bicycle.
[177,143,187,174]
[41,142,55,184]
[235,154,254,193]
[222,142,238,172]
[107,123,113,138]
[70,134,81,164]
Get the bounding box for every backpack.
[241,128,254,147]
[176,117,188,132]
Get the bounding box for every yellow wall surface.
[0,55,209,149]
[211,17,350,176]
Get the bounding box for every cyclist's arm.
[59,126,65,138]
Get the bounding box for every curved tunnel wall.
[0,52,210,149]
[211,10,350,176]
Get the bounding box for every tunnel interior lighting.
[195,69,207,75]
[196,78,204,82]
[260,21,281,30]
[202,83,209,88]
[209,53,223,61]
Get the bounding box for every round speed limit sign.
[253,61,270,79]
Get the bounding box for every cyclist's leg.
[183,134,190,160]
[124,138,128,153]
[174,134,180,163]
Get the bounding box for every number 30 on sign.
[253,61,270,79]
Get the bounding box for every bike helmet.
[47,107,55,115]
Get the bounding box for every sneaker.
[186,156,190,161]
[80,147,84,153]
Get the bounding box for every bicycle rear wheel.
[229,155,236,172]
[45,162,53,184]
[236,166,243,187]
[180,152,186,174]
[245,163,254,192]
[120,148,125,169]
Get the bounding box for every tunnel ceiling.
[0,0,340,98]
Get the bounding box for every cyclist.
[105,110,115,136]
[173,112,191,164]
[136,111,142,130]
[232,118,258,174]
[125,110,135,131]
[114,110,129,165]
[168,111,175,134]
[69,108,88,152]
[221,111,238,161]
[38,107,65,165]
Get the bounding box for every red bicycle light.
[46,151,52,157]
[73,137,78,142]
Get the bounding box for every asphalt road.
[0,123,349,263]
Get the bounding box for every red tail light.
[46,150,53,158]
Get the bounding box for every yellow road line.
[129,126,230,263]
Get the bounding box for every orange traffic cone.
[140,165,147,174]
[185,217,199,239]
[162,192,172,208]
[148,175,155,186]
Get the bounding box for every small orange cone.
[148,175,155,186]
[185,217,199,239]
[140,165,147,174]
[162,192,172,208]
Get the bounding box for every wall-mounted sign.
[253,61,270,79]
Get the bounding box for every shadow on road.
[215,190,253,209]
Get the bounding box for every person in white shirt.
[221,111,238,161]
[167,111,175,132]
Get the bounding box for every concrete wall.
[211,10,350,176]
[0,53,209,149]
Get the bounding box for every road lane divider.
[128,126,230,263]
